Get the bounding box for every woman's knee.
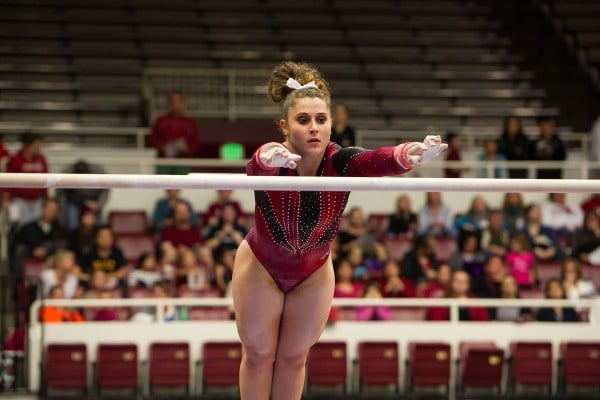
[243,342,277,369]
[275,347,309,371]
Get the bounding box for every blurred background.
[0,0,599,399]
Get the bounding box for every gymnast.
[231,60,447,399]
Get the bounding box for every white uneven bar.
[0,172,598,192]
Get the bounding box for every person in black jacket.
[536,278,580,322]
[533,116,566,179]
[497,116,532,179]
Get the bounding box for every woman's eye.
[298,117,308,124]
[317,117,327,124]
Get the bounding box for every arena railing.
[27,297,600,396]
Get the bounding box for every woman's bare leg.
[232,241,284,400]
[271,259,335,400]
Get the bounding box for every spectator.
[426,270,490,321]
[480,209,510,257]
[39,286,84,323]
[386,194,417,237]
[379,258,416,298]
[205,203,246,257]
[68,210,98,260]
[90,289,120,321]
[581,193,600,215]
[521,203,564,262]
[505,233,537,289]
[423,263,451,298]
[417,192,455,237]
[330,103,356,148]
[536,278,580,322]
[39,250,81,300]
[337,207,387,271]
[495,275,533,322]
[356,280,392,321]
[533,116,566,179]
[12,198,67,277]
[214,248,235,296]
[561,258,597,300]
[443,132,464,178]
[333,258,363,298]
[174,247,206,288]
[502,192,525,231]
[472,255,508,299]
[497,116,532,179]
[56,159,109,231]
[205,190,245,229]
[152,189,198,231]
[541,193,584,236]
[454,195,490,237]
[131,281,176,322]
[401,234,438,289]
[477,138,507,179]
[127,252,162,289]
[77,225,127,288]
[85,270,112,298]
[160,200,204,257]
[447,233,487,278]
[149,91,200,174]
[4,132,48,226]
[571,211,600,266]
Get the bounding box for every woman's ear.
[279,119,288,135]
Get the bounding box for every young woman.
[231,61,447,400]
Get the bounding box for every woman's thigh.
[232,241,284,352]
[276,259,335,356]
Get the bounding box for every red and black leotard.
[245,142,413,293]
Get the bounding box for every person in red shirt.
[160,200,206,268]
[149,91,200,174]
[426,270,490,321]
[4,132,48,227]
[443,132,465,178]
[379,258,416,298]
[205,189,245,228]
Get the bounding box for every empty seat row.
[44,340,600,397]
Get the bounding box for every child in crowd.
[356,280,392,321]
[505,233,536,288]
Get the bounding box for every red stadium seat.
[536,262,561,286]
[433,236,457,263]
[108,210,148,234]
[23,258,47,285]
[96,344,138,395]
[357,341,399,393]
[459,341,504,393]
[307,342,347,393]
[114,233,156,265]
[509,341,552,393]
[149,342,189,395]
[202,342,242,393]
[45,343,87,396]
[561,342,600,390]
[407,342,450,392]
[383,235,413,261]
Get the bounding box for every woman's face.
[547,281,564,299]
[506,192,521,206]
[397,195,410,211]
[451,271,469,298]
[142,255,156,271]
[58,253,75,273]
[437,264,451,285]
[472,197,487,214]
[563,260,579,283]
[463,236,478,252]
[507,117,520,135]
[501,276,518,298]
[336,261,353,282]
[282,97,331,158]
[526,205,540,222]
[383,261,399,279]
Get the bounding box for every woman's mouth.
[308,138,320,143]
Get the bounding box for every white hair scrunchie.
[286,77,318,90]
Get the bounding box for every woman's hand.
[259,144,301,169]
[405,135,448,166]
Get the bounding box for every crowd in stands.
[0,98,597,326]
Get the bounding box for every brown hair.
[267,61,331,120]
